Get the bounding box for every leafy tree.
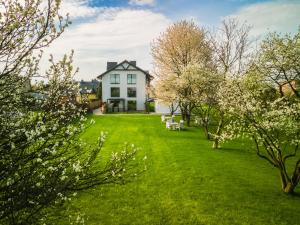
[96,82,102,101]
[151,78,180,115]
[152,20,212,126]
[0,1,140,224]
[256,29,300,97]
[218,27,300,193]
[182,65,221,140]
[209,18,251,148]
[219,69,300,194]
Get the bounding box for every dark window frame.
[127,100,137,111]
[111,87,120,97]
[110,74,120,84]
[127,87,136,98]
[127,74,136,84]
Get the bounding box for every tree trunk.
[282,182,295,194]
[279,169,298,194]
[203,124,210,140]
[181,113,186,121]
[180,106,186,121]
[213,116,223,149]
[186,112,191,127]
[279,85,284,97]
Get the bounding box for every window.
[127,74,136,84]
[110,74,120,84]
[127,100,136,111]
[127,87,136,97]
[111,87,120,97]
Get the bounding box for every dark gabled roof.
[79,79,99,89]
[78,79,99,94]
[97,60,154,81]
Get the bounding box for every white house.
[97,60,153,112]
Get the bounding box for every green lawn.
[69,115,300,225]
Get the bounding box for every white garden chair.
[166,120,170,129]
[176,120,184,131]
[161,114,166,122]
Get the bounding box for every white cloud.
[40,8,171,80]
[129,0,155,6]
[58,0,102,19]
[38,0,100,19]
[229,1,300,38]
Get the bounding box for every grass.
[68,114,299,225]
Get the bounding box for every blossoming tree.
[256,29,300,97]
[219,28,300,193]
[178,64,221,139]
[0,1,139,224]
[209,19,251,148]
[151,20,212,126]
[220,72,300,194]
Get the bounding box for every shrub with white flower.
[0,1,140,224]
[219,65,300,194]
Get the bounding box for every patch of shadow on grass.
[289,192,300,198]
[217,146,254,154]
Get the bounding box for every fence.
[88,100,101,110]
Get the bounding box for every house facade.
[97,60,153,112]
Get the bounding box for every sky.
[40,0,300,81]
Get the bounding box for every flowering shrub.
[219,70,300,193]
[0,1,141,224]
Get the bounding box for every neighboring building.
[77,79,100,102]
[97,60,153,112]
[281,80,299,97]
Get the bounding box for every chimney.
[107,62,117,70]
[129,61,136,66]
